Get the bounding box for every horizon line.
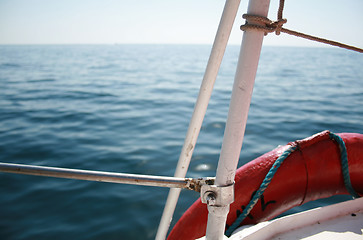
[0,43,332,48]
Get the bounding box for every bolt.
[205,192,217,206]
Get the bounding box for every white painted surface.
[156,0,242,239]
[228,198,363,240]
[205,0,271,239]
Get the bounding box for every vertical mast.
[155,0,241,239]
[205,0,271,239]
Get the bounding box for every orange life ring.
[168,131,363,240]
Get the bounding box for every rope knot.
[240,0,362,52]
[240,14,287,36]
[269,18,287,35]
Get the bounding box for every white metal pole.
[155,0,241,239]
[205,0,271,239]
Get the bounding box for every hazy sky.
[1,0,362,48]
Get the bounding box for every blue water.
[0,45,362,239]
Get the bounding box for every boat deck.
[229,197,363,240]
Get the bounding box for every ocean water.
[0,44,362,239]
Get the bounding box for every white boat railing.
[205,0,270,239]
[156,0,242,239]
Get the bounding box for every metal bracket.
[185,177,215,192]
[201,182,234,206]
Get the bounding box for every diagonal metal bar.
[0,162,214,192]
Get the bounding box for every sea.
[0,44,362,239]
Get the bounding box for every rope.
[328,132,360,198]
[277,0,285,20]
[225,145,297,237]
[240,0,363,53]
[281,28,363,53]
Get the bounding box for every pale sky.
[0,0,362,48]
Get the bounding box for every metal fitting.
[205,192,217,205]
[201,183,234,206]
